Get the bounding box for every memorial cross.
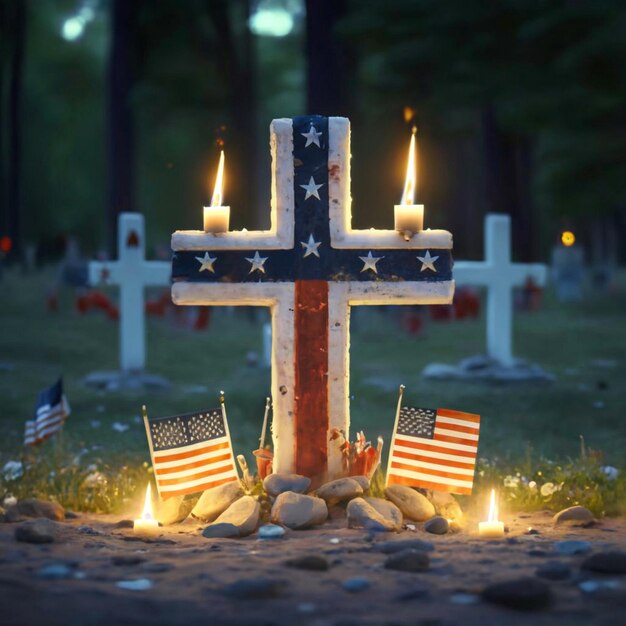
[171,116,454,479]
[454,214,547,367]
[89,213,171,372]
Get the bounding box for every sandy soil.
[1,511,625,626]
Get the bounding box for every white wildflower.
[82,472,107,488]
[2,460,23,481]
[503,475,520,489]
[3,495,17,507]
[540,482,557,497]
[528,481,537,491]
[602,466,619,480]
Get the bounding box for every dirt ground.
[1,511,625,626]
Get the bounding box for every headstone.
[85,213,171,389]
[171,116,454,478]
[551,243,584,302]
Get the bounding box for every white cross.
[89,213,171,372]
[171,118,454,478]
[454,214,547,367]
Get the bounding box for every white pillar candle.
[478,489,504,538]
[203,205,230,233]
[133,483,160,537]
[394,204,424,234]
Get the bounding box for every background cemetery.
[1,0,625,513]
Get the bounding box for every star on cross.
[359,251,384,274]
[300,176,324,200]
[417,250,439,272]
[195,252,217,273]
[301,124,322,148]
[300,234,322,258]
[245,251,268,274]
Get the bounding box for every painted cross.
[89,213,171,372]
[454,214,547,367]
[171,116,454,480]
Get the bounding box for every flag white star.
[301,124,322,148]
[195,252,217,273]
[245,251,268,274]
[417,250,439,272]
[300,176,324,200]
[300,234,322,258]
[359,251,384,274]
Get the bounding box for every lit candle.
[394,127,424,239]
[203,150,230,233]
[478,489,505,538]
[133,483,160,537]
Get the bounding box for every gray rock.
[554,540,592,555]
[347,498,399,532]
[5,498,65,522]
[115,578,153,591]
[263,473,311,497]
[141,562,173,573]
[190,481,243,523]
[384,549,430,572]
[157,495,195,526]
[37,563,75,579]
[424,491,463,522]
[482,578,552,610]
[552,505,595,528]
[258,523,285,539]
[271,492,327,529]
[536,561,571,581]
[351,476,370,492]
[204,496,260,537]
[581,552,626,574]
[112,555,145,566]
[202,523,240,538]
[372,538,434,554]
[224,578,285,599]
[316,478,363,505]
[342,577,370,593]
[364,497,402,527]
[114,519,134,529]
[449,592,479,605]
[285,555,329,571]
[384,485,435,521]
[423,516,449,535]
[15,519,59,544]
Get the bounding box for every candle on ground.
[478,488,505,538]
[203,150,230,233]
[133,483,159,537]
[394,127,424,239]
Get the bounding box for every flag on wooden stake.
[143,397,239,500]
[25,378,71,445]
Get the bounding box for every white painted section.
[172,282,296,473]
[171,119,294,251]
[89,213,170,372]
[327,117,453,250]
[454,214,547,366]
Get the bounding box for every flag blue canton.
[172,115,453,284]
[397,407,437,439]
[28,377,70,444]
[148,409,226,452]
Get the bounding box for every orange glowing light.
[487,488,498,522]
[0,236,11,254]
[561,231,575,247]
[210,150,225,207]
[400,127,417,205]
[141,482,155,519]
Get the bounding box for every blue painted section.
[172,115,453,284]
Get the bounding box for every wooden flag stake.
[141,404,161,498]
[259,396,271,449]
[385,384,405,487]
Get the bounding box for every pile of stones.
[175,473,465,539]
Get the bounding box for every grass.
[0,266,624,514]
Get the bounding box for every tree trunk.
[106,0,137,256]
[6,0,25,262]
[305,0,354,116]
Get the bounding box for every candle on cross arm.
[203,150,230,233]
[394,127,424,240]
[478,489,505,538]
[133,482,159,537]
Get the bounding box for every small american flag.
[386,406,480,495]
[27,378,71,445]
[144,405,239,500]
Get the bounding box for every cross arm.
[88,260,121,286]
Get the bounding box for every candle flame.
[210,150,225,207]
[561,231,575,247]
[487,488,498,522]
[142,483,154,520]
[400,128,417,205]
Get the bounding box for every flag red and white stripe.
[144,407,239,500]
[387,406,480,495]
[24,421,37,447]
[25,378,71,446]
